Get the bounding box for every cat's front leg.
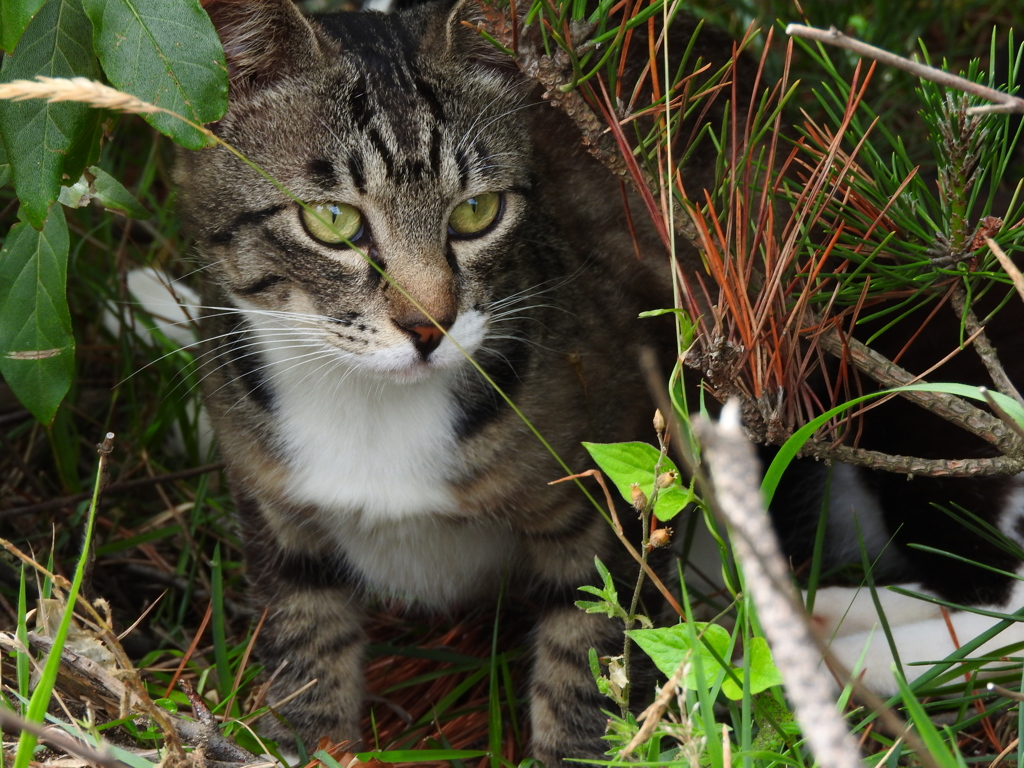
[811,581,1024,693]
[529,606,622,767]
[243,523,368,752]
[254,581,367,751]
[810,584,943,638]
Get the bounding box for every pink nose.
[406,324,445,357]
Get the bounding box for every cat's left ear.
[441,0,521,77]
[202,0,329,94]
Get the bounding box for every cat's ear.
[441,0,520,77]
[202,0,328,92]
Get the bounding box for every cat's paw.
[808,584,943,639]
[811,581,1024,693]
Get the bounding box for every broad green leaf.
[628,622,730,686]
[82,0,227,148]
[0,204,74,424]
[583,441,693,520]
[1,0,47,53]
[0,0,100,228]
[628,623,780,700]
[727,637,783,700]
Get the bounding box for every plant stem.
[620,432,670,714]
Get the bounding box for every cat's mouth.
[331,309,488,383]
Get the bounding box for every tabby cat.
[173,0,720,763]
[172,0,1024,761]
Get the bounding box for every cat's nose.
[400,319,451,358]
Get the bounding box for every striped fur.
[173,1,730,763]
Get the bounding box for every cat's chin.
[349,354,456,385]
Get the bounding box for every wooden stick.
[785,24,1024,114]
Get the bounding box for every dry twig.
[696,401,863,768]
[785,25,1024,114]
[696,401,941,768]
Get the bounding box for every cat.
[171,0,734,763]
[166,0,1024,761]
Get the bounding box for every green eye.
[448,193,502,236]
[301,203,363,244]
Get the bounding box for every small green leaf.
[627,623,779,700]
[583,441,693,520]
[58,165,149,217]
[91,165,149,217]
[628,622,730,681]
[1,0,47,53]
[82,0,228,148]
[575,556,627,620]
[0,204,74,424]
[0,0,101,228]
[721,637,782,700]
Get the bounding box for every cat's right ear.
[202,0,327,94]
[441,0,521,79]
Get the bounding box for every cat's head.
[176,0,545,382]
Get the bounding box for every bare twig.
[0,632,260,765]
[180,680,260,763]
[948,284,1024,408]
[785,25,1024,114]
[988,237,1024,303]
[981,388,1024,442]
[986,682,1024,702]
[797,440,1024,477]
[0,706,129,768]
[814,323,1024,457]
[696,401,863,768]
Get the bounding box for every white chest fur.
[252,327,462,520]
[254,327,514,605]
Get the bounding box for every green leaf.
[628,622,731,686]
[628,623,780,700]
[58,165,149,217]
[82,0,227,148]
[89,165,149,217]
[1,0,47,53]
[0,204,74,424]
[0,0,101,228]
[582,441,693,520]
[728,637,783,700]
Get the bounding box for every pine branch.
[813,320,1024,458]
[948,283,1024,408]
[799,440,1024,477]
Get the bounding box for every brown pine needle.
[0,76,162,115]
